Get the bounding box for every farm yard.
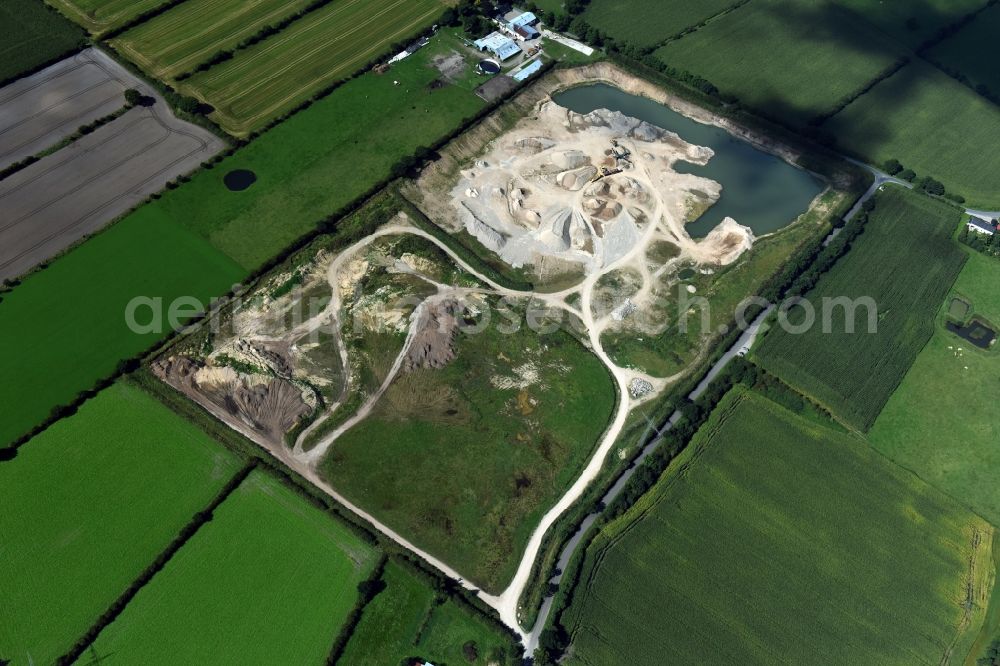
[824,61,1000,207]
[869,251,1000,525]
[179,0,446,135]
[652,0,906,127]
[110,0,317,81]
[0,383,241,665]
[340,560,519,665]
[581,0,739,48]
[321,298,616,593]
[81,471,379,665]
[0,0,82,84]
[43,0,171,34]
[756,185,966,431]
[562,389,995,665]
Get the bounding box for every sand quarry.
[450,98,754,278]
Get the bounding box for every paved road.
[0,48,224,281]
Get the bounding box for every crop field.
[0,382,240,665]
[653,0,904,127]
[756,186,966,431]
[834,0,988,49]
[83,470,378,665]
[0,0,82,84]
[340,560,518,665]
[582,0,738,48]
[869,251,1000,524]
[928,4,1000,100]
[563,389,995,665]
[321,299,616,592]
[824,61,1000,206]
[111,0,317,81]
[0,213,244,449]
[45,0,171,34]
[180,0,445,135]
[132,35,484,270]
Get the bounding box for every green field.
[340,560,519,665]
[928,3,1000,100]
[45,0,172,33]
[756,186,966,431]
[321,300,616,592]
[0,382,240,665]
[582,0,737,47]
[563,389,995,665]
[0,34,483,448]
[111,0,316,80]
[825,61,1000,207]
[82,470,378,665]
[181,0,444,135]
[0,215,244,449]
[0,0,83,83]
[132,35,484,270]
[834,0,988,49]
[653,0,904,127]
[869,251,1000,524]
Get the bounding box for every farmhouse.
[508,11,540,40]
[967,215,997,236]
[474,32,522,61]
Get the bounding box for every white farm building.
[474,32,522,61]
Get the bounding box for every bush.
[883,158,902,175]
[124,88,143,106]
[898,168,916,182]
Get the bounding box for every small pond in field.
[224,169,257,192]
[552,83,824,238]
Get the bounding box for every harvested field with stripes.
[110,0,317,81]
[45,0,173,34]
[179,0,445,135]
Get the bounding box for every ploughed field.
[562,389,994,665]
[0,382,242,665]
[756,185,966,431]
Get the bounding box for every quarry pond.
[553,83,824,238]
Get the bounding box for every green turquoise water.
[553,84,823,238]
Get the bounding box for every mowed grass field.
[321,301,616,592]
[181,0,445,135]
[341,561,518,665]
[0,215,244,449]
[0,0,83,83]
[834,0,987,49]
[563,389,995,665]
[869,251,1000,524]
[653,0,904,127]
[756,186,966,431]
[582,0,737,47]
[928,3,1000,99]
[111,0,316,81]
[82,470,378,665]
[133,35,484,270]
[0,382,240,665]
[45,0,171,34]
[825,61,1000,207]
